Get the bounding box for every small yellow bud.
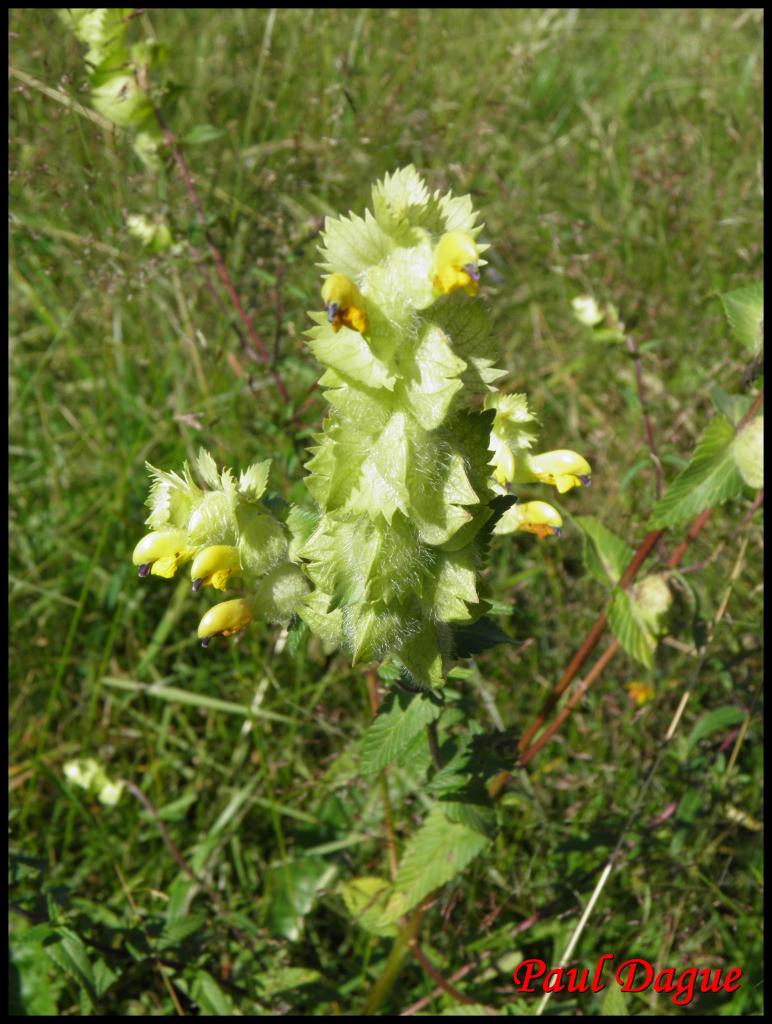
[626,681,655,707]
[493,500,564,539]
[190,545,241,593]
[198,598,254,647]
[321,273,368,334]
[432,231,480,296]
[132,529,193,579]
[527,450,592,494]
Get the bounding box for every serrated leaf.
[576,516,634,586]
[156,911,208,952]
[238,459,271,501]
[686,706,747,753]
[607,589,657,669]
[43,928,97,1010]
[378,805,490,925]
[441,798,497,838]
[360,690,443,775]
[307,316,396,390]
[452,617,513,658]
[190,970,238,1015]
[339,876,399,937]
[318,209,394,278]
[260,966,324,997]
[720,281,763,355]
[648,417,745,529]
[708,384,754,426]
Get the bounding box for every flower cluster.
[132,451,308,644]
[132,167,592,687]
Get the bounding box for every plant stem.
[361,910,424,1015]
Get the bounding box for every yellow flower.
[526,450,592,494]
[321,273,368,335]
[190,545,241,593]
[493,500,564,539]
[626,681,655,707]
[432,231,480,296]
[198,598,254,647]
[132,529,194,579]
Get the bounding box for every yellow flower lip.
[132,529,192,579]
[517,501,564,538]
[198,598,254,647]
[527,450,592,494]
[493,500,563,538]
[321,273,368,335]
[432,231,480,296]
[190,544,240,593]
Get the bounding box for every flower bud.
[526,450,592,493]
[432,231,480,297]
[731,415,763,489]
[493,501,564,539]
[190,545,241,593]
[198,598,254,646]
[321,273,368,335]
[132,529,193,579]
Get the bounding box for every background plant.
[10,8,763,1016]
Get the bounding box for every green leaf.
[648,417,745,529]
[182,124,226,145]
[708,384,754,426]
[720,281,763,355]
[452,617,513,658]
[599,982,630,1015]
[339,876,399,937]
[317,209,394,279]
[686,706,747,753]
[378,805,491,925]
[576,516,634,586]
[307,316,397,391]
[607,589,657,669]
[43,928,98,1011]
[265,858,338,942]
[10,926,62,1015]
[190,970,238,1015]
[238,459,271,501]
[360,689,443,774]
[156,911,208,952]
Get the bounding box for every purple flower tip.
[579,475,591,487]
[138,563,151,578]
[192,578,203,593]
[463,263,480,282]
[551,527,562,538]
[201,636,210,648]
[326,302,339,323]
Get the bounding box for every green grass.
[10,8,763,1016]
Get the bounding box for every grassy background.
[9,8,763,1016]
